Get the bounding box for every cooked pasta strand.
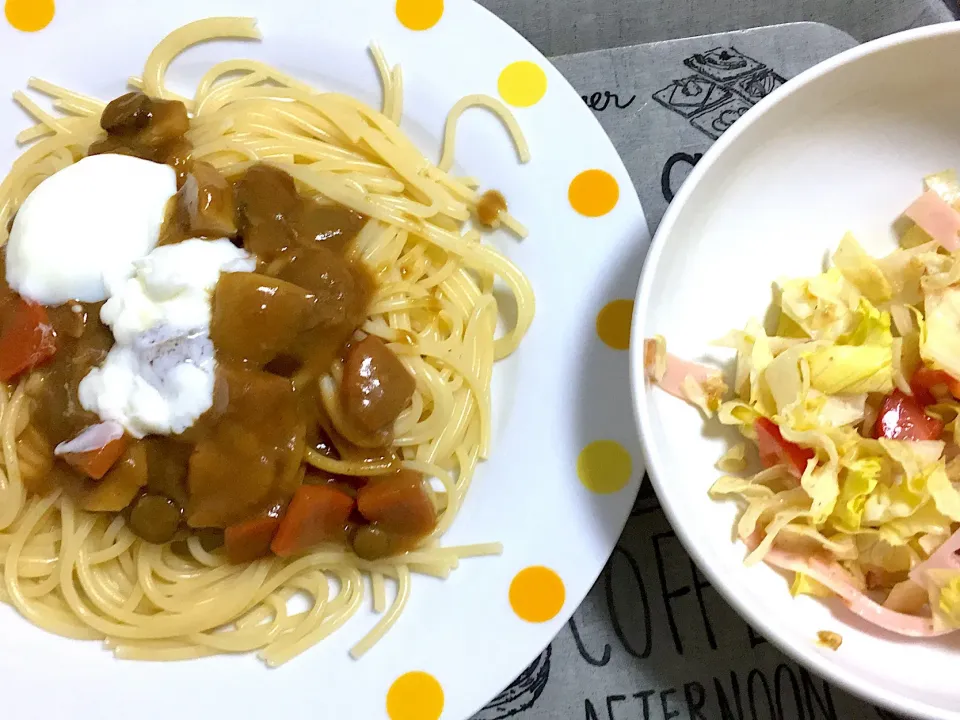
[0,17,533,666]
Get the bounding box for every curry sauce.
[3,91,438,562]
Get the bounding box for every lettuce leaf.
[709,474,776,501]
[832,233,892,304]
[876,241,937,306]
[778,268,861,341]
[736,487,810,546]
[829,457,881,532]
[715,443,748,473]
[717,400,762,429]
[925,461,960,521]
[879,439,945,480]
[923,569,960,630]
[921,286,960,379]
[776,312,809,339]
[925,169,960,209]
[801,460,839,523]
[937,573,960,627]
[798,298,894,395]
[789,392,866,430]
[838,299,893,347]
[882,502,952,541]
[791,572,833,598]
[862,481,928,525]
[776,524,858,558]
[806,345,893,395]
[714,320,776,408]
[681,374,727,417]
[746,505,812,566]
[855,532,915,573]
[854,441,946,539]
[762,343,811,414]
[899,223,934,249]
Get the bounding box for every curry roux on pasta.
[8,90,448,564]
[0,16,535,665]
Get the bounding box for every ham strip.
[903,189,960,251]
[646,348,721,401]
[744,532,951,637]
[910,527,960,586]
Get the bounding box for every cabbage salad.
[645,171,960,638]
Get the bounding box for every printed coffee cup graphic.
[653,46,785,140]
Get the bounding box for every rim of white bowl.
[630,19,960,720]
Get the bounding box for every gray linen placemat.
[477,0,952,57]
[469,18,946,720]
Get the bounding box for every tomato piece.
[270,485,355,558]
[225,508,283,564]
[875,389,944,441]
[755,417,815,478]
[910,367,960,406]
[0,298,56,381]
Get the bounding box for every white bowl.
[632,21,960,720]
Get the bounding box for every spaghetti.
[0,18,534,665]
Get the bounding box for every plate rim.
[456,3,647,718]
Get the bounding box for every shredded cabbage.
[778,268,862,341]
[829,458,881,532]
[807,345,893,394]
[838,298,893,347]
[716,443,748,473]
[937,574,960,626]
[646,170,960,638]
[924,569,960,631]
[832,233,892,303]
[925,169,960,209]
[899,223,934,250]
[791,572,832,598]
[921,287,960,379]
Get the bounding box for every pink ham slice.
[744,532,951,637]
[909,527,960,586]
[903,189,960,251]
[645,348,721,401]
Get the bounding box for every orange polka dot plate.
[0,2,647,719]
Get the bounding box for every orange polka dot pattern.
[568,169,620,217]
[577,440,632,494]
[395,0,444,31]
[5,0,54,31]
[509,566,565,622]
[498,61,547,107]
[596,299,634,350]
[387,671,444,720]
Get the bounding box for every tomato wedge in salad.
[875,389,944,441]
[755,417,815,478]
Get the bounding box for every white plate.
[0,1,648,718]
[633,21,960,720]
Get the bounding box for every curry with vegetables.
[1,91,440,563]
